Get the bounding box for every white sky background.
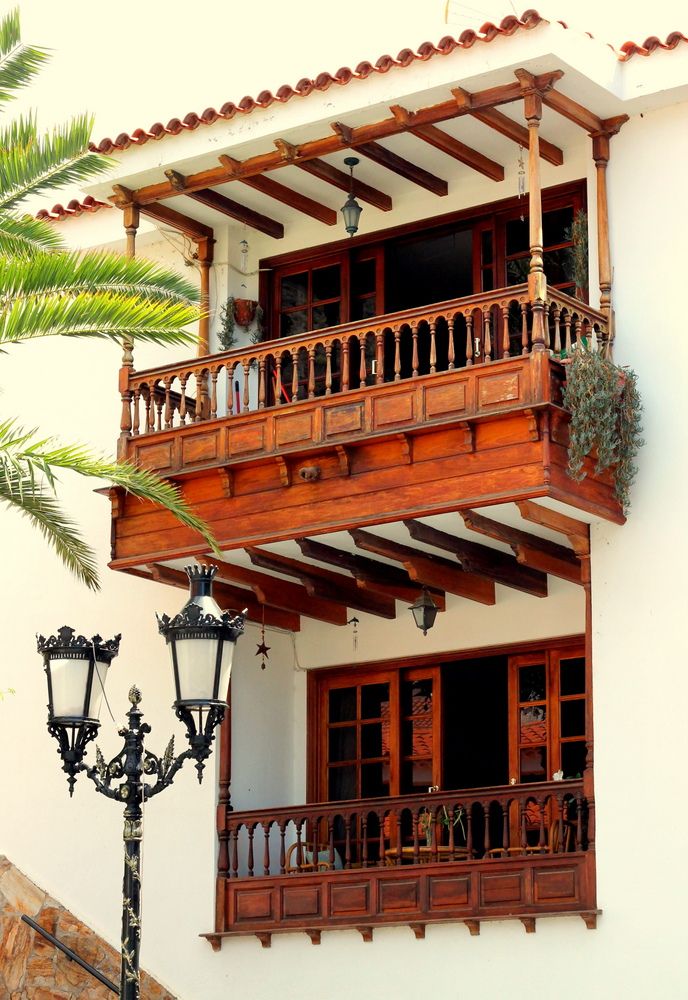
[13,0,688,141]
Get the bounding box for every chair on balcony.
[285,842,343,874]
[485,815,573,858]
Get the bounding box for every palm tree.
[0,9,218,589]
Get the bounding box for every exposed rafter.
[163,173,285,239]
[273,141,393,212]
[349,530,495,605]
[147,563,301,631]
[296,537,446,607]
[332,122,448,196]
[389,106,504,181]
[460,103,564,166]
[112,184,213,240]
[246,548,397,618]
[515,501,590,556]
[220,155,337,225]
[460,510,582,585]
[403,520,547,597]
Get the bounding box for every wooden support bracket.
[357,926,374,943]
[580,912,598,930]
[464,920,481,936]
[256,932,272,948]
[520,917,536,934]
[205,934,222,952]
[457,421,474,453]
[396,433,412,464]
[523,408,540,442]
[218,467,233,498]
[335,444,351,476]
[275,456,291,487]
[306,929,322,945]
[410,923,426,940]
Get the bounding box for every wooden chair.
[486,816,572,858]
[285,842,343,873]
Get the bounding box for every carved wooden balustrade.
[120,286,607,440]
[207,779,596,945]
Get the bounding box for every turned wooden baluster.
[465,314,474,367]
[342,338,350,392]
[500,802,509,857]
[358,334,367,388]
[466,805,474,860]
[242,364,250,414]
[574,316,582,350]
[483,308,492,362]
[574,795,583,851]
[520,803,528,853]
[393,328,401,381]
[196,371,207,422]
[179,375,188,425]
[375,331,384,384]
[247,825,255,877]
[227,365,235,417]
[154,389,163,431]
[279,823,286,875]
[295,823,304,869]
[275,355,283,406]
[429,321,437,374]
[448,806,455,857]
[131,387,141,437]
[230,828,238,879]
[537,799,546,853]
[361,813,369,867]
[412,811,420,864]
[395,810,403,866]
[258,357,266,410]
[291,349,299,401]
[142,387,151,434]
[521,301,529,354]
[482,802,491,856]
[210,370,219,419]
[325,344,333,395]
[430,807,438,863]
[502,303,511,358]
[328,818,335,868]
[411,324,419,377]
[344,815,352,869]
[307,346,316,399]
[164,378,173,429]
[552,305,562,354]
[263,822,271,876]
[447,317,455,370]
[564,312,572,354]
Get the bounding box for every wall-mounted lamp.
[341,157,363,237]
[409,588,439,636]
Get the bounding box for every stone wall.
[0,857,175,999]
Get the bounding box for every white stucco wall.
[2,7,688,999]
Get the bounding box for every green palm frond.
[0,9,49,106]
[0,113,110,211]
[1,249,200,303]
[0,460,100,589]
[0,286,200,346]
[0,211,66,256]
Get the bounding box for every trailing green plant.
[418,805,466,845]
[562,344,643,514]
[218,295,236,351]
[249,303,265,345]
[567,208,589,296]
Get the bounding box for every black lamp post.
[409,587,439,636]
[38,565,244,1000]
[341,156,363,237]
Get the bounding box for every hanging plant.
[562,344,643,514]
[218,296,236,351]
[249,304,266,345]
[566,209,588,297]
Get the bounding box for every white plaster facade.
[1,8,688,999]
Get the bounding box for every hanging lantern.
[341,156,363,237]
[409,588,439,636]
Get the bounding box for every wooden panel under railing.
[120,285,606,441]
[205,779,597,947]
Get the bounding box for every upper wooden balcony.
[111,283,621,577]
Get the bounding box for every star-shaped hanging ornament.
[256,639,271,659]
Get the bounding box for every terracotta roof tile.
[618,30,688,60]
[35,196,110,221]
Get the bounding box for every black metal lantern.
[409,588,439,636]
[157,564,244,779]
[37,627,120,795]
[341,156,363,237]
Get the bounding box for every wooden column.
[592,132,612,354]
[517,73,547,350]
[195,236,214,357]
[118,204,139,458]
[122,204,139,368]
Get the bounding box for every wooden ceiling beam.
[404,520,547,597]
[271,142,393,212]
[185,187,285,239]
[349,530,495,605]
[516,501,590,556]
[388,107,504,182]
[220,155,337,225]
[332,123,448,196]
[111,185,214,240]
[296,537,446,608]
[460,510,583,585]
[246,548,397,619]
[463,105,564,166]
[125,74,564,207]
[203,555,347,625]
[147,563,301,631]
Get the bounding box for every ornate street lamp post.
[37,565,244,1000]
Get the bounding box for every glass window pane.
[519,664,546,703]
[329,726,356,763]
[561,740,587,779]
[482,268,494,292]
[520,746,547,783]
[506,257,529,285]
[361,722,384,759]
[280,310,308,338]
[506,217,529,256]
[361,762,389,798]
[361,684,389,720]
[312,302,340,329]
[561,699,586,738]
[402,717,433,759]
[312,264,341,302]
[351,296,377,321]
[560,657,586,696]
[402,678,433,716]
[329,687,356,722]
[352,258,376,298]
[281,272,308,308]
[544,248,575,287]
[520,706,546,744]
[329,764,357,801]
[543,206,574,248]
[401,759,433,795]
[481,229,493,265]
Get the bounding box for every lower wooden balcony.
[205,779,596,947]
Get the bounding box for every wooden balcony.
[204,779,596,947]
[111,285,620,576]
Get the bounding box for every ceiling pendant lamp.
[341,156,363,237]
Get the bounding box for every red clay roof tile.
[35,196,110,221]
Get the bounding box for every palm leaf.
[0,211,66,256]
[0,113,111,211]
[0,9,49,106]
